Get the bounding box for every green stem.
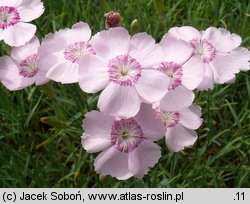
[207,90,211,145]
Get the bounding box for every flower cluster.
[0,1,249,180]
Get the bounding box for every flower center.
[19,54,39,77]
[158,62,183,90]
[155,108,180,128]
[0,6,20,29]
[111,118,144,153]
[190,38,216,63]
[108,54,141,86]
[63,41,95,64]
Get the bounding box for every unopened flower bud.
[130,19,140,35]
[40,117,69,129]
[104,11,121,29]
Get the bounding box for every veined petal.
[182,56,205,90]
[135,103,165,141]
[160,34,193,64]
[90,27,130,60]
[128,140,161,178]
[179,105,203,130]
[168,26,201,42]
[17,0,44,22]
[0,0,23,7]
[129,32,164,67]
[46,60,79,84]
[35,70,50,86]
[0,56,34,90]
[82,111,113,153]
[55,22,91,45]
[202,27,241,52]
[211,52,240,84]
[11,36,40,64]
[159,86,194,112]
[135,69,169,103]
[94,147,132,180]
[78,55,109,93]
[197,63,215,91]
[3,22,36,47]
[98,83,141,118]
[165,124,198,152]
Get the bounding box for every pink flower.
[168,26,250,90]
[81,103,164,180]
[0,36,49,90]
[141,103,202,152]
[0,0,44,47]
[157,35,204,111]
[78,27,170,118]
[38,22,94,84]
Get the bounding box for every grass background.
[0,0,250,187]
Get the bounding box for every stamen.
[108,54,141,86]
[19,54,39,78]
[64,41,95,64]
[155,107,180,128]
[111,118,144,153]
[158,62,183,90]
[0,6,20,29]
[190,38,216,63]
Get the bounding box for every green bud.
[130,19,140,35]
[40,117,69,129]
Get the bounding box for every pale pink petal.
[78,55,109,93]
[82,134,111,154]
[179,105,202,130]
[211,52,239,84]
[55,22,91,45]
[38,33,65,55]
[0,0,22,7]
[38,52,65,73]
[37,33,66,74]
[135,69,169,103]
[38,33,65,74]
[182,56,205,90]
[78,55,108,74]
[94,147,132,180]
[0,29,3,40]
[189,103,202,117]
[46,60,79,84]
[168,26,201,42]
[0,56,34,90]
[160,34,193,64]
[11,36,40,64]
[79,72,109,93]
[0,56,19,87]
[165,124,198,152]
[83,111,113,137]
[128,140,161,178]
[90,27,130,60]
[81,111,113,153]
[12,76,34,90]
[128,33,164,67]
[159,86,194,112]
[227,47,250,71]
[98,83,141,118]
[35,70,50,86]
[134,103,165,141]
[197,64,215,90]
[17,0,44,22]
[3,22,36,47]
[202,27,241,52]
